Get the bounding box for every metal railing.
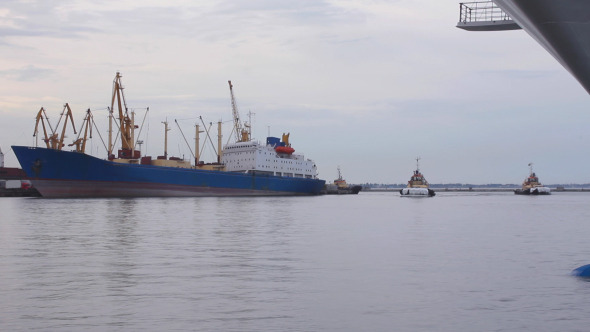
[459,1,512,23]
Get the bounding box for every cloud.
[478,69,558,80]
[0,1,101,41]
[0,65,54,81]
[216,0,360,25]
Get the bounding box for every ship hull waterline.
[514,188,551,196]
[12,146,325,198]
[400,188,436,197]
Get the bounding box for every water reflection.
[2,193,590,331]
[102,198,140,310]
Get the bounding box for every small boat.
[514,163,551,195]
[0,147,41,197]
[321,166,361,195]
[400,157,435,197]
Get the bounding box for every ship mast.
[217,121,223,163]
[162,120,170,159]
[416,156,421,172]
[246,110,254,140]
[195,124,203,165]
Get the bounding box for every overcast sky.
[1,0,589,184]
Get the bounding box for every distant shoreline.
[363,187,590,192]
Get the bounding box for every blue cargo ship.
[11,145,325,197]
[12,74,325,198]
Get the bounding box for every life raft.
[275,146,295,154]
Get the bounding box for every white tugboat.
[400,157,435,197]
[514,163,551,195]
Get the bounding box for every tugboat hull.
[400,188,435,197]
[321,184,361,195]
[514,187,551,195]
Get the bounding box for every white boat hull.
[400,188,435,197]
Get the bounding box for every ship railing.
[457,1,521,31]
[459,1,510,23]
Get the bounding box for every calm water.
[1,192,590,331]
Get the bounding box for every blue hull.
[12,146,325,198]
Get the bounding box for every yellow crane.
[33,107,54,148]
[110,72,138,159]
[228,80,250,142]
[54,103,77,150]
[33,104,77,150]
[69,109,93,153]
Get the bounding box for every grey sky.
[1,0,589,184]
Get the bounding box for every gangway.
[457,1,521,31]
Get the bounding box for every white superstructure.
[0,147,4,168]
[221,140,318,179]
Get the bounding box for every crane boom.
[57,103,77,151]
[33,107,53,148]
[228,80,250,142]
[110,72,139,159]
[228,80,242,141]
